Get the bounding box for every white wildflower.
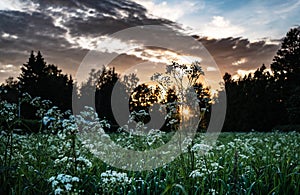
[54,187,63,195]
[189,170,204,178]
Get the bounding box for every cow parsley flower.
[48,174,80,194]
[99,170,133,191]
[189,170,204,178]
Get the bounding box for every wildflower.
[76,156,92,170]
[72,177,80,182]
[189,170,204,178]
[209,188,217,195]
[54,187,63,195]
[191,143,212,153]
[99,170,133,190]
[0,101,17,122]
[65,183,72,191]
[30,97,42,107]
[48,174,80,194]
[43,116,55,125]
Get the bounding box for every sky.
[0,0,300,85]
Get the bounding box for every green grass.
[0,131,299,194]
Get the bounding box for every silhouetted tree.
[80,66,183,132]
[271,27,300,77]
[271,27,300,124]
[129,84,162,124]
[193,83,211,130]
[218,27,300,132]
[18,51,73,118]
[78,66,120,130]
[221,64,289,132]
[286,87,300,124]
[95,67,119,126]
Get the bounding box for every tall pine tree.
[271,27,300,124]
[18,51,73,119]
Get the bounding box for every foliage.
[220,27,300,131]
[271,27,300,124]
[18,51,73,119]
[0,89,299,194]
[271,27,300,77]
[0,106,299,194]
[78,62,211,132]
[151,61,210,131]
[221,65,288,131]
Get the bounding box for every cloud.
[171,0,300,42]
[231,69,257,80]
[211,16,230,28]
[0,0,290,86]
[275,0,300,14]
[231,68,272,80]
[194,36,280,75]
[0,64,19,73]
[232,58,247,66]
[0,0,176,83]
[0,0,39,12]
[132,0,203,21]
[197,16,245,39]
[0,63,21,80]
[206,66,217,72]
[2,32,18,39]
[127,47,202,65]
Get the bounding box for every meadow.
[1,104,299,195]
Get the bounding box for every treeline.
[0,51,73,119]
[0,52,210,132]
[73,64,211,132]
[0,27,299,132]
[221,27,300,132]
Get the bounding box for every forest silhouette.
[0,27,299,132]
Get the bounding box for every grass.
[0,130,299,194]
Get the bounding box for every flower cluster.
[53,155,92,172]
[99,170,133,192]
[30,96,52,118]
[48,174,80,195]
[42,106,65,133]
[0,101,17,123]
[146,129,166,147]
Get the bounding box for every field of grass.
[1,128,299,194]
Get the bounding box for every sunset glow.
[182,107,191,118]
[0,0,299,83]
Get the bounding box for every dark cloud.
[32,0,174,37]
[0,9,83,80]
[194,36,280,75]
[109,53,147,72]
[0,0,281,84]
[0,0,175,83]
